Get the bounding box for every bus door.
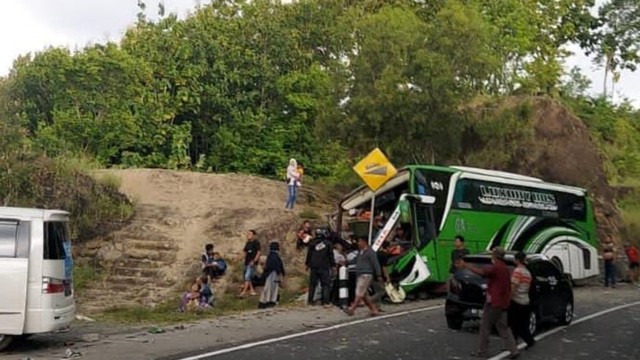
[0,219,29,335]
[413,202,439,280]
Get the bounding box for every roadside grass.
[73,263,101,294]
[95,261,305,325]
[94,288,303,325]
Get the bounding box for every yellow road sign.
[353,148,397,191]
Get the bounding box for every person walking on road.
[509,252,536,349]
[239,230,261,297]
[603,236,617,288]
[624,242,639,284]
[458,246,519,359]
[345,236,383,317]
[306,228,335,306]
[285,158,300,210]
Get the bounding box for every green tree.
[589,0,640,97]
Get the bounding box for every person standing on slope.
[285,158,300,210]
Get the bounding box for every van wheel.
[0,334,13,351]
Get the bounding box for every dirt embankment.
[77,169,330,313]
[463,96,624,243]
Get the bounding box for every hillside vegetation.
[1,0,640,242]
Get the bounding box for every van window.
[44,222,68,260]
[0,221,18,257]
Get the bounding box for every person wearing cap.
[458,247,519,359]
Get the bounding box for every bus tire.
[0,334,13,351]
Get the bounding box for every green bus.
[338,165,599,293]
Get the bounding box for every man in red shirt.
[459,247,518,359]
[624,243,639,284]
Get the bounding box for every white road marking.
[487,300,640,360]
[176,304,444,360]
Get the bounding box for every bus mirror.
[418,195,436,204]
[401,194,436,204]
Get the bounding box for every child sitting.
[200,276,214,308]
[179,278,202,313]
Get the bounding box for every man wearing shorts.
[240,230,261,297]
[345,236,383,316]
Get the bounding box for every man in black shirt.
[240,230,261,297]
[306,228,336,306]
[450,235,470,274]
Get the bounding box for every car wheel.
[446,314,463,330]
[528,309,538,335]
[559,301,574,325]
[0,334,13,351]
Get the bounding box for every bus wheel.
[0,334,13,351]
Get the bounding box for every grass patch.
[73,264,101,293]
[95,289,302,325]
[299,209,321,220]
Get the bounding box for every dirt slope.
[77,169,326,313]
[463,96,624,242]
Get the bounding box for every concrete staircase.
[76,206,182,313]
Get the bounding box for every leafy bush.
[0,147,133,242]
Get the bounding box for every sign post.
[353,148,397,245]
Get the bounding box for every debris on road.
[148,326,166,334]
[64,348,82,358]
[81,334,100,343]
[75,315,96,322]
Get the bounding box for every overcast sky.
[1,0,638,105]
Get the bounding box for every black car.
[445,253,574,334]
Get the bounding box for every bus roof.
[407,165,587,195]
[340,164,588,210]
[0,207,70,221]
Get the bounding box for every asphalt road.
[3,285,638,360]
[167,286,640,360]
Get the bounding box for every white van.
[0,207,75,351]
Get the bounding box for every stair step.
[112,267,162,277]
[125,239,178,251]
[109,275,174,287]
[114,258,165,269]
[125,248,176,261]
